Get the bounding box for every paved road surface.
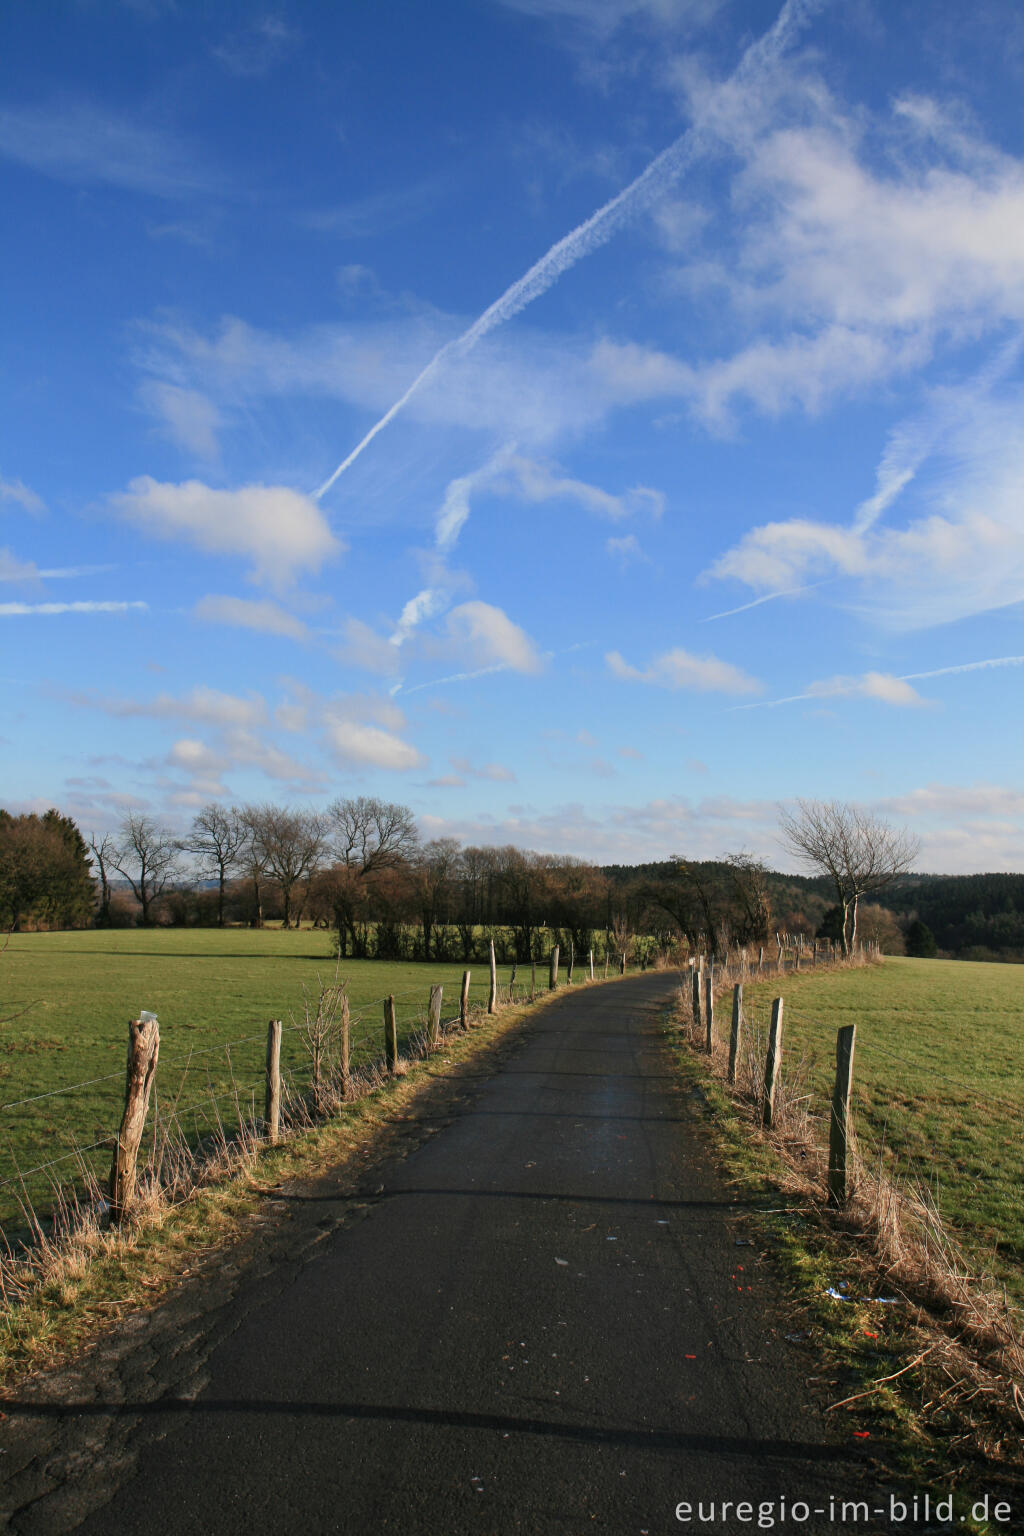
[3,974,885,1533]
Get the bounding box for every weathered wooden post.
[728,985,742,1085]
[828,1024,857,1209]
[619,950,626,975]
[488,940,498,1014]
[339,993,351,1098]
[530,959,536,1002]
[427,984,443,1046]
[549,944,560,989]
[776,939,784,973]
[762,997,784,1130]
[567,942,574,986]
[813,941,818,968]
[460,969,471,1029]
[110,1013,160,1223]
[589,948,595,981]
[265,1018,282,1145]
[384,994,398,1074]
[691,965,702,1032]
[509,962,518,1002]
[704,970,714,1053]
[758,945,764,973]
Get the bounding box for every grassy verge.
[661,986,1024,1531]
[737,956,1024,1303]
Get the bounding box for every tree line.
[2,796,936,962]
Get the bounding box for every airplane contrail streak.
[315,0,825,500]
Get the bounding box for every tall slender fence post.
[691,965,702,1033]
[339,994,351,1098]
[427,984,443,1047]
[110,1013,160,1223]
[728,985,742,1085]
[762,997,784,1129]
[488,940,497,1014]
[549,945,560,989]
[265,1018,282,1145]
[530,959,536,1002]
[704,969,714,1053]
[619,951,626,975]
[828,1024,857,1208]
[758,946,764,973]
[589,948,595,981]
[460,969,471,1029]
[567,942,574,986]
[384,995,398,1074]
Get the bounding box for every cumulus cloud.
[442,601,544,674]
[193,594,310,641]
[324,719,424,772]
[111,477,341,586]
[606,646,760,694]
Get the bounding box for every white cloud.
[442,601,544,674]
[606,533,649,564]
[194,594,310,642]
[0,477,45,514]
[807,672,926,707]
[606,646,760,695]
[0,600,146,617]
[212,16,299,77]
[324,719,424,772]
[78,685,268,729]
[111,477,341,586]
[0,101,215,197]
[140,382,222,459]
[451,755,517,782]
[335,618,402,675]
[0,549,40,583]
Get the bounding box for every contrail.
[730,653,1024,710]
[315,0,825,500]
[700,580,828,622]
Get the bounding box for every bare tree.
[248,804,327,929]
[235,805,272,928]
[779,800,918,956]
[179,804,247,926]
[88,831,115,926]
[112,812,181,926]
[412,837,460,960]
[324,797,418,956]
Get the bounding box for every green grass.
[739,956,1024,1299]
[0,927,534,1234]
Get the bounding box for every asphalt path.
[3,974,886,1534]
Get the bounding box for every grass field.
[740,956,1024,1299]
[0,928,533,1236]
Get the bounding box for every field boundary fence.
[674,940,1024,1376]
[0,939,639,1292]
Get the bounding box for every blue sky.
[4,0,1024,870]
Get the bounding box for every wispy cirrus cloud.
[193,594,310,642]
[0,477,45,514]
[0,100,217,197]
[0,600,146,617]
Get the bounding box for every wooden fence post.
[428,984,443,1046]
[488,940,497,1014]
[619,951,626,975]
[110,1013,160,1223]
[589,948,595,981]
[758,946,764,973]
[384,995,398,1074]
[828,1024,857,1209]
[339,993,351,1098]
[691,966,702,1032]
[567,942,574,986]
[762,997,784,1130]
[550,945,560,990]
[460,969,471,1029]
[531,959,536,1002]
[264,1018,282,1145]
[728,985,742,1085]
[704,971,714,1053]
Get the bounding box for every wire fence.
[674,946,1024,1324]
[0,953,617,1247]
